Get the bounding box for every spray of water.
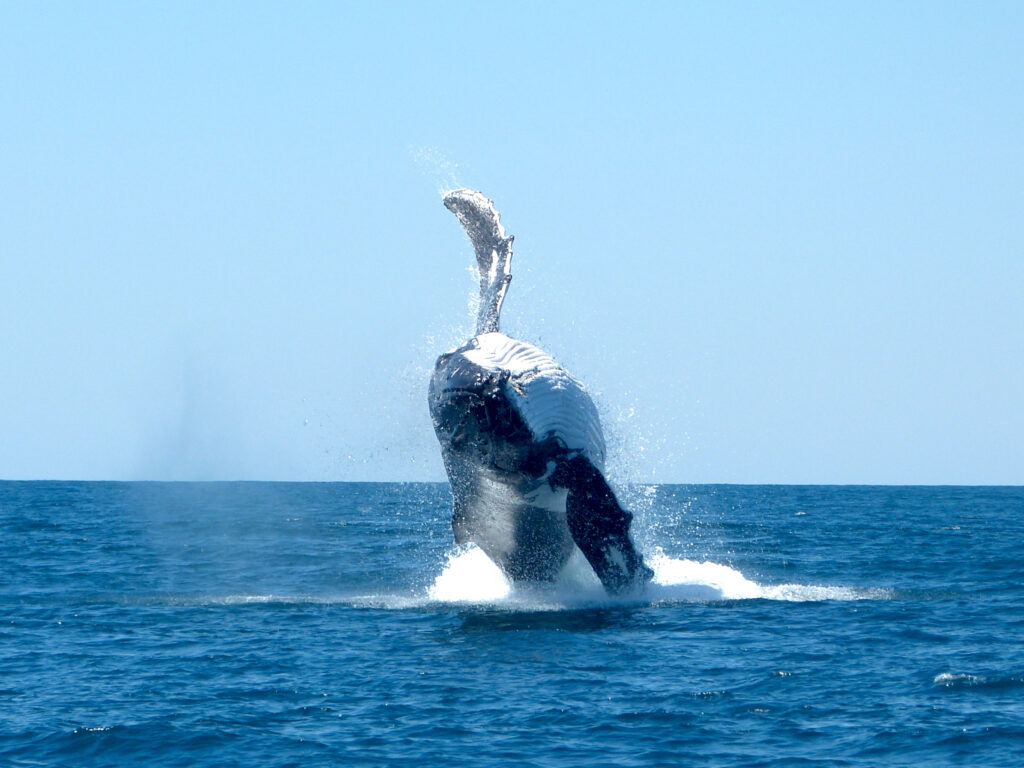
[424,543,889,608]
[409,145,462,196]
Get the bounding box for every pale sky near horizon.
[1,2,1021,484]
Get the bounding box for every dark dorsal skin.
[431,190,653,594]
[551,456,652,594]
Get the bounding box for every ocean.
[2,481,1022,766]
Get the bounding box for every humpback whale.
[428,189,652,594]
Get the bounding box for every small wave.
[933,672,1024,691]
[123,592,418,609]
[163,593,344,607]
[424,546,889,608]
[203,593,434,610]
[757,584,893,602]
[215,594,319,605]
[934,672,983,687]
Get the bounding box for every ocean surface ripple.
[2,482,1023,766]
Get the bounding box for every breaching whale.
[428,189,652,594]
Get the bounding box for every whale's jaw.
[447,458,575,583]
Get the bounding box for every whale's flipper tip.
[443,189,515,335]
[442,188,511,256]
[442,187,496,218]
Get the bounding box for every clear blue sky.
[1,2,1021,483]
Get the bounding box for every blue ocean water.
[1,482,1022,767]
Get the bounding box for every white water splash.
[154,547,888,611]
[646,548,763,600]
[426,545,890,607]
[428,546,513,602]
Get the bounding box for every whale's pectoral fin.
[551,456,654,595]
[443,188,514,335]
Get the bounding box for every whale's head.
[428,348,547,476]
[428,350,491,457]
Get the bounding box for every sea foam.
[427,545,889,607]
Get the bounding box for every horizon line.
[1,478,1021,489]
